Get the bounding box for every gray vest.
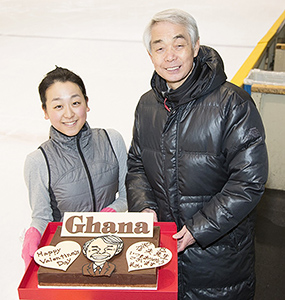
[39,123,119,221]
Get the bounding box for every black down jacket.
[126,46,268,300]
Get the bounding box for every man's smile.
[166,66,181,71]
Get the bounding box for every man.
[82,235,123,276]
[126,9,268,300]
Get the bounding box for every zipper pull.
[164,98,171,112]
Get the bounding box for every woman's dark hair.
[38,66,88,110]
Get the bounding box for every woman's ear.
[86,97,90,112]
[42,106,49,120]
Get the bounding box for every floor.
[0,1,284,299]
[255,189,285,300]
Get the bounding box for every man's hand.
[172,225,196,252]
[141,208,158,222]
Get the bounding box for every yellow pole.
[231,10,285,87]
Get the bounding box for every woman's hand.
[21,227,41,269]
[141,208,158,222]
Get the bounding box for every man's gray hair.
[82,235,124,256]
[143,8,199,53]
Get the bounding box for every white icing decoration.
[126,241,172,272]
[34,241,81,271]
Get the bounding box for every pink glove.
[21,227,41,269]
[100,207,116,212]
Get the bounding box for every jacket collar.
[151,45,227,107]
[49,122,92,150]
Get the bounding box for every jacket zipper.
[174,108,182,229]
[163,102,182,228]
[77,136,96,211]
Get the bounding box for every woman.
[22,67,127,268]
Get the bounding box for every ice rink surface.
[0,1,284,299]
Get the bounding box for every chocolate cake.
[37,226,160,288]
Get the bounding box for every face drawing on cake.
[82,235,124,277]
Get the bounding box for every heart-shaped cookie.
[34,241,81,271]
[126,241,172,272]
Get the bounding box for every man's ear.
[193,39,200,57]
[148,50,154,64]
